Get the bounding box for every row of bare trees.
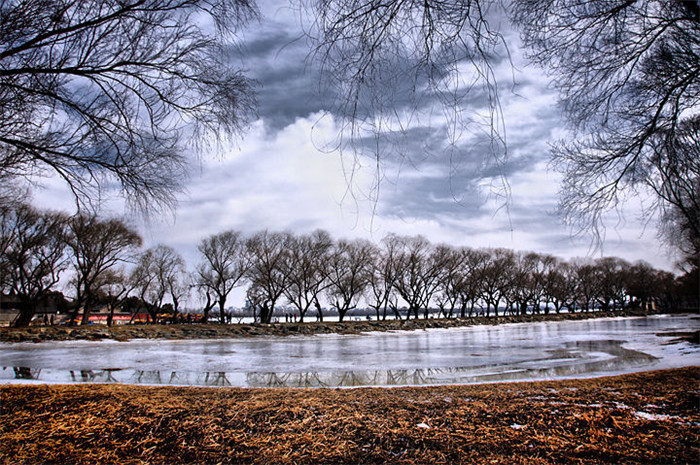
[0,202,690,327]
[0,202,187,327]
[194,229,687,324]
[0,203,147,326]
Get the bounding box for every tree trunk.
[107,303,115,327]
[314,298,324,322]
[260,299,277,324]
[12,303,35,328]
[299,302,312,323]
[146,304,158,324]
[80,294,93,325]
[218,297,226,325]
[201,293,214,323]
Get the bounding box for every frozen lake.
[1,314,698,388]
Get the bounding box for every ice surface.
[0,314,697,388]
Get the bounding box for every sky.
[31,1,679,290]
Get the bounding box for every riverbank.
[1,308,694,343]
[1,367,697,464]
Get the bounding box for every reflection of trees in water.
[123,370,233,387]
[247,372,329,388]
[68,369,118,383]
[203,372,231,387]
[132,370,164,385]
[14,366,38,379]
[102,370,119,383]
[70,370,95,382]
[339,371,373,386]
[2,338,663,387]
[247,368,438,388]
[66,369,118,383]
[244,340,660,388]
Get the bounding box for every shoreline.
[1,308,695,343]
[1,367,697,464]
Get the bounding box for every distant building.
[0,291,75,326]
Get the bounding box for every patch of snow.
[634,411,681,422]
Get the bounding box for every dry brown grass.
[1,367,698,464]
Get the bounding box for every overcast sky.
[33,1,678,281]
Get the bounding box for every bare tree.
[388,235,442,319]
[433,244,462,319]
[131,245,187,323]
[539,256,567,314]
[0,0,256,210]
[0,203,68,327]
[365,236,400,321]
[325,238,374,321]
[167,268,191,315]
[509,252,556,315]
[479,248,516,317]
[95,268,130,327]
[65,213,142,325]
[626,261,661,310]
[245,230,292,324]
[570,258,599,313]
[194,281,218,324]
[650,118,700,266]
[283,230,333,322]
[513,0,700,254]
[454,247,489,318]
[196,230,249,324]
[593,256,631,311]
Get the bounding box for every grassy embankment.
[0,367,697,464]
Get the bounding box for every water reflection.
[1,340,659,387]
[12,366,38,379]
[245,340,658,387]
[2,315,696,388]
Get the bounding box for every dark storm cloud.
[237,4,511,135]
[367,116,547,222]
[235,25,331,132]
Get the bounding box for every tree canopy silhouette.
[0,0,256,211]
[513,0,700,262]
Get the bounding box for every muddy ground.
[0,367,697,464]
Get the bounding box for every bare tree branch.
[0,0,257,212]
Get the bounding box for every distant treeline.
[1,203,697,327]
